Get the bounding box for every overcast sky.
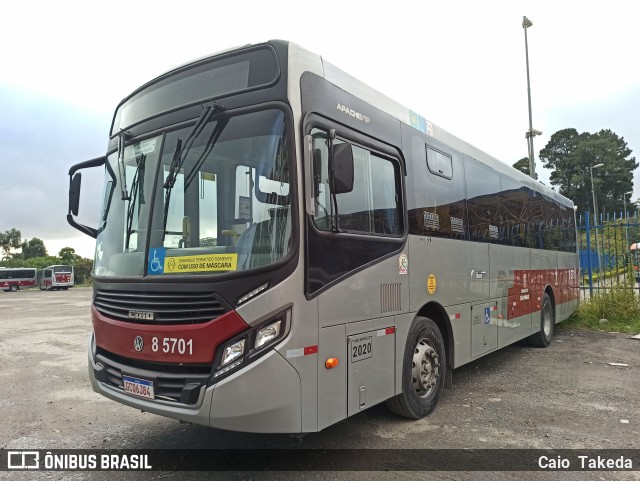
[1,0,639,258]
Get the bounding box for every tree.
[59,247,80,265]
[21,238,48,259]
[539,128,637,215]
[512,157,538,179]
[0,228,22,259]
[0,255,61,269]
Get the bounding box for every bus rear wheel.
[9,285,19,292]
[386,316,446,419]
[528,293,554,347]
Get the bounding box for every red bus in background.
[38,265,74,290]
[0,268,37,292]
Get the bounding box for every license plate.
[122,375,155,399]
[350,335,373,363]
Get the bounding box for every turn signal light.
[325,357,339,369]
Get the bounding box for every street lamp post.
[590,163,604,280]
[522,16,540,179]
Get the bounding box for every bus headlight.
[255,320,281,348]
[212,307,291,381]
[221,339,246,366]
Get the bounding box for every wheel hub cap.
[412,339,439,397]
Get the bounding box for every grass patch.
[561,285,640,334]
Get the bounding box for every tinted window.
[528,189,545,249]
[409,137,466,239]
[426,146,453,179]
[465,158,501,243]
[501,175,529,247]
[112,47,279,133]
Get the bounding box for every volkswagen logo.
[133,336,144,352]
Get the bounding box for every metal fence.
[577,210,640,299]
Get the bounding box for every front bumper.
[87,334,302,433]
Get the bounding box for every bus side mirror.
[67,156,106,238]
[69,172,82,216]
[331,143,354,195]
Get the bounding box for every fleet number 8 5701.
[151,337,193,355]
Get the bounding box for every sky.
[1,0,639,259]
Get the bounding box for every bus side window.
[335,146,401,235]
[309,128,402,236]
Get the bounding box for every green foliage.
[0,255,62,269]
[200,237,217,247]
[562,284,640,334]
[512,157,538,179]
[20,237,48,259]
[540,128,637,215]
[0,228,22,259]
[72,257,94,284]
[59,247,82,265]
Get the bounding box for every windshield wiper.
[125,152,146,248]
[163,101,225,238]
[184,117,229,190]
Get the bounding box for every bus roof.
[117,39,574,209]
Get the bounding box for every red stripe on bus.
[507,268,579,319]
[92,307,249,364]
[385,327,395,335]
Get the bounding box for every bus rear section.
[0,268,37,292]
[38,265,74,290]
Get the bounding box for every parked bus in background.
[0,267,37,292]
[66,40,579,433]
[38,265,74,290]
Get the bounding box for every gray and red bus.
[0,267,37,292]
[67,40,578,433]
[37,265,74,290]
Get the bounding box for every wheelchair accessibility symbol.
[148,248,166,275]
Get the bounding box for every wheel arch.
[544,284,556,317]
[415,301,454,370]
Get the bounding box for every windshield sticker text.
[147,248,238,275]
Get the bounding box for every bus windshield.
[94,108,292,278]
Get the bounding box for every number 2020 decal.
[351,336,373,362]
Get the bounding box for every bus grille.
[93,290,230,324]
[95,350,210,405]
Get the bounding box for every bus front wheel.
[386,316,446,419]
[9,285,19,292]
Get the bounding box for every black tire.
[386,317,446,419]
[528,293,554,347]
[9,285,18,292]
